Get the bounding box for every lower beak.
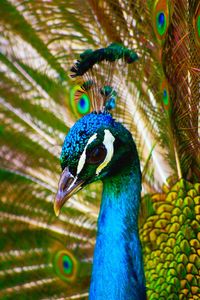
[54,167,84,216]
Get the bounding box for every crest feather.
[70,43,138,114]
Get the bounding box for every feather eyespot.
[53,250,78,282]
[161,80,170,112]
[70,85,91,118]
[87,145,107,164]
[152,0,170,42]
[156,12,167,36]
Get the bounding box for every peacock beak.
[54,167,84,216]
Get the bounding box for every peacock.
[54,44,146,300]
[0,0,199,300]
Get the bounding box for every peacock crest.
[69,43,138,123]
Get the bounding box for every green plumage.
[71,43,138,77]
[140,179,200,299]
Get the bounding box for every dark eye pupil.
[87,145,106,164]
[93,148,101,157]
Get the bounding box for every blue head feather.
[61,112,114,170]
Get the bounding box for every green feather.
[70,43,138,77]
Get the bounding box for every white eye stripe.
[77,133,97,175]
[96,129,115,175]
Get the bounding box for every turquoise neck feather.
[89,160,146,300]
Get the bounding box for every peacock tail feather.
[0,0,199,299]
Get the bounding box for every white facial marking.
[96,129,115,175]
[67,175,77,191]
[77,133,97,175]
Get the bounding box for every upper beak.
[54,167,84,216]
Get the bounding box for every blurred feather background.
[0,0,199,299]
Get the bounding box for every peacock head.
[54,44,139,216]
[54,111,136,216]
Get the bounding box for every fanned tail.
[0,0,199,298]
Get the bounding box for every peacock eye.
[87,145,107,164]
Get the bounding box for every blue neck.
[89,162,146,300]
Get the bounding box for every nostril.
[63,177,74,191]
[58,167,75,191]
